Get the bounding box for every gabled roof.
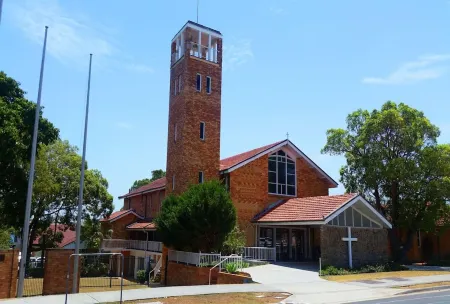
[220,139,338,187]
[100,209,143,223]
[126,221,156,230]
[253,193,392,228]
[254,194,358,223]
[119,177,166,199]
[219,141,284,171]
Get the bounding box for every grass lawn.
[325,270,450,282]
[105,292,291,304]
[23,277,148,296]
[396,281,450,289]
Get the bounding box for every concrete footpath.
[0,284,285,304]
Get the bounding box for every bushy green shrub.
[222,226,246,255]
[320,262,407,276]
[155,180,236,252]
[136,270,147,284]
[225,262,239,274]
[81,261,109,277]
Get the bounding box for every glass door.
[276,228,290,261]
[291,229,305,261]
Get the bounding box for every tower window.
[200,122,205,140]
[199,171,204,184]
[196,74,202,91]
[206,76,211,94]
[268,150,296,196]
[174,79,177,95]
[174,123,177,142]
[172,175,175,190]
[178,75,182,92]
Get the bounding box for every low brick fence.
[0,250,19,299]
[166,261,219,286]
[217,272,252,284]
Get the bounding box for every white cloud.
[362,54,450,85]
[116,122,133,130]
[9,0,153,73]
[223,39,254,71]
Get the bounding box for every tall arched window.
[268,150,296,196]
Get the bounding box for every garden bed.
[217,271,252,284]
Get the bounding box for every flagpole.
[0,0,4,25]
[17,25,49,298]
[72,53,93,293]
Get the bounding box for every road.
[352,289,450,304]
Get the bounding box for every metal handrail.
[208,254,240,285]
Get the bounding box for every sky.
[0,0,449,211]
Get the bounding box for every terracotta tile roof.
[219,140,285,171]
[100,209,142,222]
[119,177,167,199]
[254,193,358,222]
[33,224,76,248]
[126,222,156,230]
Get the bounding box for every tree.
[222,225,246,255]
[0,228,12,250]
[130,169,166,190]
[322,101,450,261]
[0,71,59,230]
[27,140,114,254]
[155,180,236,252]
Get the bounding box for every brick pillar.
[43,249,80,295]
[0,250,19,299]
[159,245,169,285]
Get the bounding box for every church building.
[101,21,391,269]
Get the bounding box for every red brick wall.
[43,249,80,295]
[0,250,19,299]
[129,195,145,216]
[230,155,269,245]
[217,272,252,284]
[110,213,137,239]
[166,39,223,196]
[297,158,329,197]
[166,261,219,286]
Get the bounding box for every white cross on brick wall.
[342,226,358,268]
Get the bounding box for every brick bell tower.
[166,21,223,195]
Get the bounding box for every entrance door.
[276,228,289,261]
[291,229,305,261]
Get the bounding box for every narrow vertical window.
[198,171,204,184]
[206,76,211,94]
[200,122,205,140]
[174,79,177,95]
[178,75,182,93]
[174,123,177,142]
[172,175,175,190]
[196,74,202,91]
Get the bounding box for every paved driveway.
[243,263,400,304]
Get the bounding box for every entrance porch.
[256,225,321,262]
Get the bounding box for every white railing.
[168,250,221,267]
[209,254,241,285]
[219,255,244,271]
[101,239,163,252]
[243,247,276,261]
